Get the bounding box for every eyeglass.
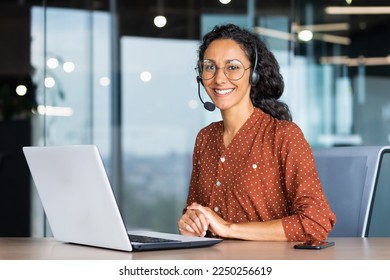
[196,59,251,81]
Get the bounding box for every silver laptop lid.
[23,145,133,251]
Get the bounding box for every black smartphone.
[294,241,335,250]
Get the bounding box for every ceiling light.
[47,58,59,69]
[298,30,313,42]
[36,105,74,117]
[99,77,110,87]
[320,55,390,66]
[140,71,152,82]
[63,61,75,73]
[292,22,349,32]
[325,6,390,15]
[154,15,167,28]
[16,85,28,96]
[44,77,56,88]
[254,27,295,41]
[255,26,350,46]
[314,33,351,45]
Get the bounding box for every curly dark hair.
[198,24,292,121]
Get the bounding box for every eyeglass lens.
[198,60,247,80]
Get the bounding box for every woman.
[177,24,336,242]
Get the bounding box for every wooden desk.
[0,237,389,260]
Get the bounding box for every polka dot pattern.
[186,108,336,241]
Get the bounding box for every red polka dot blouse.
[186,107,336,241]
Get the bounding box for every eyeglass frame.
[195,59,252,81]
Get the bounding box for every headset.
[250,45,260,86]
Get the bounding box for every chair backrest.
[312,146,390,237]
[365,150,390,237]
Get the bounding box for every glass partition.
[121,37,201,231]
[29,3,112,236]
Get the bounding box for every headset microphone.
[196,76,216,112]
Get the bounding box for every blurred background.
[0,0,389,237]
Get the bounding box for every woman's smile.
[213,88,234,96]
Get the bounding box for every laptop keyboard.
[128,234,180,244]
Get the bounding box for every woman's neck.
[221,104,254,147]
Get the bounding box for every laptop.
[23,145,222,252]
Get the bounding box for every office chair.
[313,146,390,237]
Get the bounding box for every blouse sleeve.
[279,122,336,241]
